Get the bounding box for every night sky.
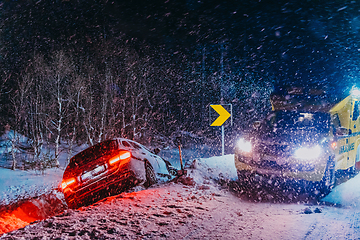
[2,0,360,95]
[105,0,360,89]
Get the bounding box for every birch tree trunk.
[10,74,33,170]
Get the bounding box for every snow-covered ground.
[323,173,360,208]
[0,168,63,206]
[2,153,360,238]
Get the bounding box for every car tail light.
[61,177,76,190]
[109,151,131,165]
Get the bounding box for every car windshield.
[69,140,118,167]
[265,111,330,133]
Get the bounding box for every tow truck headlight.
[237,138,252,154]
[294,145,322,160]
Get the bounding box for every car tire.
[143,161,157,188]
[162,159,177,176]
[166,164,178,176]
[318,156,335,197]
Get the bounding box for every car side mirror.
[253,121,261,129]
[336,127,348,136]
[153,148,160,155]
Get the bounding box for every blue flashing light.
[351,88,360,97]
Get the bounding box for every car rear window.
[121,141,131,148]
[69,140,118,167]
[131,142,142,150]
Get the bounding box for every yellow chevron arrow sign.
[210,105,231,126]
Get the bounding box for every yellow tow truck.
[234,86,360,196]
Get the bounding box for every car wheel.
[163,159,177,176]
[166,163,178,176]
[168,166,178,176]
[143,161,157,188]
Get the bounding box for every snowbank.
[0,168,65,235]
[0,168,63,206]
[188,154,237,182]
[323,173,360,208]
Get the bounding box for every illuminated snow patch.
[322,173,360,208]
[190,154,237,182]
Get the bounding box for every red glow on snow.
[0,201,43,235]
[0,193,66,236]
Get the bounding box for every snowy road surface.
[2,154,360,239]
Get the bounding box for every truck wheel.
[237,170,254,187]
[351,146,360,175]
[347,165,357,175]
[318,156,335,197]
[143,161,157,188]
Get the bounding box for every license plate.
[81,165,106,181]
[262,155,275,161]
[262,155,287,165]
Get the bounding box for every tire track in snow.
[303,221,317,240]
[299,206,360,239]
[345,209,360,239]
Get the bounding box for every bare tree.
[81,71,97,147]
[98,65,122,142]
[65,75,86,165]
[97,70,110,143]
[122,48,154,140]
[48,51,75,167]
[10,74,33,170]
[27,54,48,170]
[106,71,123,139]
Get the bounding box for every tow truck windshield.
[265,111,331,134]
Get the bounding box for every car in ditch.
[235,86,360,197]
[61,138,177,208]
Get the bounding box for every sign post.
[209,104,232,155]
[222,125,225,156]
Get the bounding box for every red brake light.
[109,151,131,165]
[120,151,131,160]
[61,177,76,190]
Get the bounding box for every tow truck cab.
[234,86,360,195]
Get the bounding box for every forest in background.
[0,35,273,170]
